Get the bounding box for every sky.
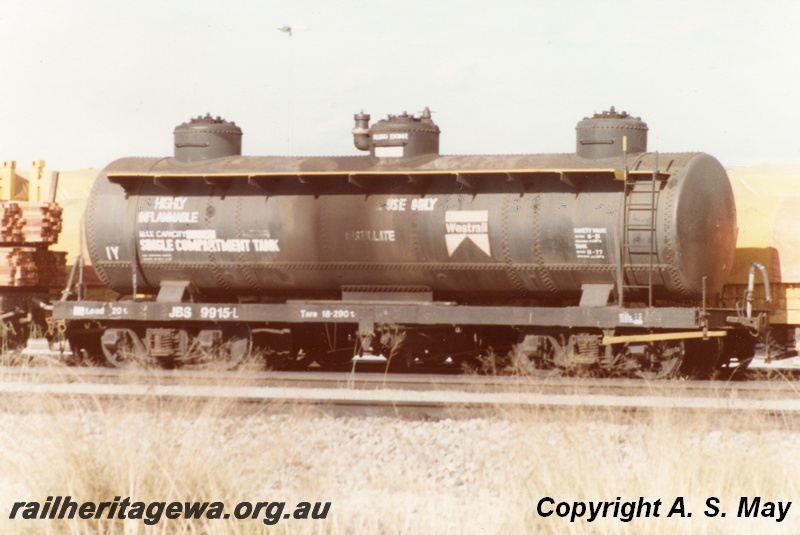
[3,1,800,171]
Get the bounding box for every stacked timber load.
[0,202,62,245]
[0,249,66,287]
[0,201,66,287]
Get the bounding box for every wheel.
[98,324,256,370]
[681,338,723,378]
[633,340,684,380]
[721,331,757,378]
[100,328,148,368]
[65,322,105,365]
[215,324,253,370]
[252,326,291,370]
[514,335,563,375]
[168,324,253,370]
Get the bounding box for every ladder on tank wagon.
[618,142,667,308]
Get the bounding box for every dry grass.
[498,406,800,535]
[0,390,331,535]
[0,370,799,534]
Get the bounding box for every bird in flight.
[277,24,309,37]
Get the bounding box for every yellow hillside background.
[726,164,800,326]
[50,169,99,267]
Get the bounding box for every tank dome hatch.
[353,107,440,159]
[174,114,243,163]
[575,106,648,159]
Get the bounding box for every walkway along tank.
[54,107,768,376]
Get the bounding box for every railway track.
[1,364,800,419]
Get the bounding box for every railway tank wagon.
[55,108,764,376]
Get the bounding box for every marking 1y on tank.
[105,245,120,261]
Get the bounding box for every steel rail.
[1,364,800,394]
[1,381,800,416]
[1,366,800,416]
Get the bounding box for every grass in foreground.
[0,372,798,534]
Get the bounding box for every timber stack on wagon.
[0,201,65,287]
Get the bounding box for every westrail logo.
[445,210,491,257]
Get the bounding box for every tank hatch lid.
[580,106,639,121]
[173,114,243,163]
[576,106,648,159]
[174,114,242,133]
